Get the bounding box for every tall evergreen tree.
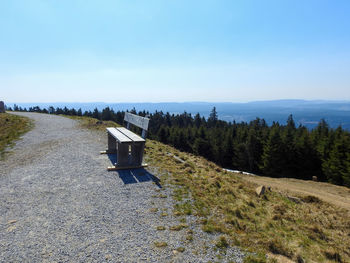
[246,128,263,173]
[283,115,298,177]
[208,107,218,126]
[92,108,100,120]
[158,125,168,144]
[260,126,286,177]
[193,137,213,160]
[194,113,202,128]
[296,128,322,180]
[102,107,112,120]
[222,132,235,168]
[322,128,350,185]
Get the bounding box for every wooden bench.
[101,112,150,170]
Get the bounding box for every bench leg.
[107,133,117,153]
[117,143,130,166]
[131,142,145,166]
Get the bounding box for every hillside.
[1,113,349,262]
[74,114,350,262]
[144,140,350,262]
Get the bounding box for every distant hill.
[8,100,350,130]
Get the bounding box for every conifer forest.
[8,104,350,187]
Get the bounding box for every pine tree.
[194,113,202,128]
[158,125,168,144]
[187,127,193,143]
[260,126,286,177]
[230,142,247,171]
[102,107,112,120]
[193,137,213,160]
[92,108,100,120]
[295,127,322,180]
[312,119,331,160]
[208,107,218,126]
[322,128,350,185]
[222,132,235,168]
[345,152,350,187]
[70,108,77,116]
[283,115,298,177]
[246,128,263,173]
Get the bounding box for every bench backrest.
[124,112,150,139]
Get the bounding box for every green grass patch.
[174,201,193,215]
[0,113,32,159]
[215,235,229,249]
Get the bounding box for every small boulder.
[312,176,318,182]
[256,185,266,196]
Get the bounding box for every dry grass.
[238,173,350,211]
[176,247,185,252]
[169,223,188,231]
[144,140,350,263]
[0,113,32,159]
[215,235,229,249]
[65,115,120,131]
[154,241,167,248]
[69,116,350,262]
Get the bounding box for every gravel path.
[0,112,245,263]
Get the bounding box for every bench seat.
[116,127,145,142]
[106,127,132,143]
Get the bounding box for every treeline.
[8,105,350,187]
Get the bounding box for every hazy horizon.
[6,99,350,104]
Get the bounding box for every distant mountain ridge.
[8,100,350,130]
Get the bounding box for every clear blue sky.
[1,0,349,103]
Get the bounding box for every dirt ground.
[236,173,350,211]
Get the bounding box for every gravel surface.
[0,112,245,263]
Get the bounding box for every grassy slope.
[236,174,350,211]
[0,113,32,159]
[64,115,120,131]
[70,116,350,263]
